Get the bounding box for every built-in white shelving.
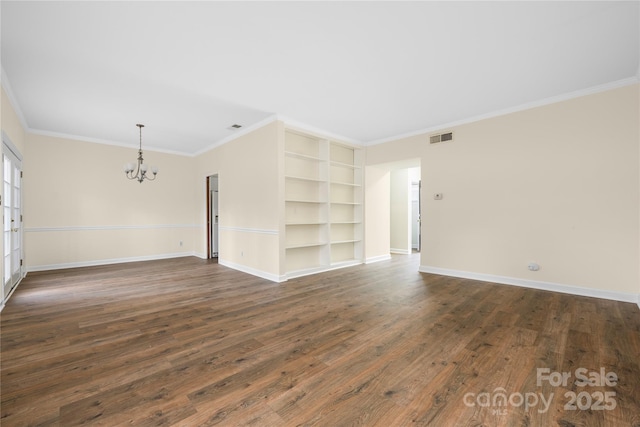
[283,129,363,278]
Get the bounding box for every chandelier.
[124,124,158,183]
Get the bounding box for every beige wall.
[8,109,281,279]
[8,108,281,278]
[364,165,390,262]
[195,120,281,279]
[1,87,26,154]
[24,133,198,269]
[367,84,640,296]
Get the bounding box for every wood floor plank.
[1,255,639,426]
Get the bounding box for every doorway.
[3,136,23,300]
[390,166,421,255]
[207,174,219,258]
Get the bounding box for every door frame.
[2,131,24,304]
[414,179,421,252]
[206,174,219,259]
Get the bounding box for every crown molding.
[5,68,637,155]
[366,76,640,147]
[194,114,364,157]
[28,128,193,157]
[277,114,363,146]
[1,67,29,131]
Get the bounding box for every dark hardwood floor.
[1,255,639,426]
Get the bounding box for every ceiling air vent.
[430,132,453,144]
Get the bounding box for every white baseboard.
[366,254,392,264]
[218,259,285,282]
[281,260,362,281]
[26,252,197,273]
[285,265,335,281]
[1,273,26,312]
[419,265,640,305]
[390,248,411,255]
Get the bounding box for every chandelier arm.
[125,160,141,180]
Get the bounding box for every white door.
[3,147,23,298]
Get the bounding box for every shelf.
[286,242,327,249]
[286,175,325,183]
[285,151,324,162]
[286,221,328,226]
[286,199,326,204]
[284,131,363,276]
[330,160,360,169]
[330,181,361,187]
[330,201,362,206]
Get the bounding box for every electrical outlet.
[179,241,183,247]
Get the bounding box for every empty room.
[1,1,639,426]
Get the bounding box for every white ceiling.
[2,1,639,156]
